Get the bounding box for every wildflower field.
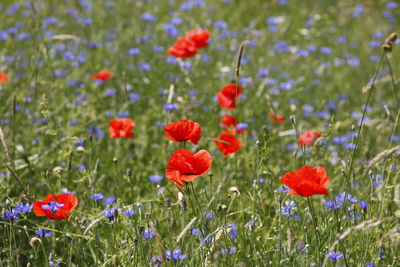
[1,0,400,266]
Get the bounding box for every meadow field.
[1,0,400,266]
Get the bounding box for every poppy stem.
[307,197,321,262]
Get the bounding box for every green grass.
[0,0,400,266]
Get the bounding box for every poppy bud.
[178,192,184,202]
[29,236,42,248]
[46,169,51,178]
[228,186,240,196]
[290,115,296,125]
[382,43,392,52]
[368,170,373,178]
[181,197,187,209]
[166,197,171,208]
[126,168,132,177]
[88,134,93,142]
[389,32,397,43]
[112,157,118,164]
[217,203,223,212]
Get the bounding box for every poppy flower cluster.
[0,71,10,84]
[109,118,135,138]
[298,130,321,146]
[33,194,78,220]
[168,29,210,58]
[280,166,330,197]
[91,70,113,82]
[214,83,244,156]
[217,83,242,110]
[164,120,212,186]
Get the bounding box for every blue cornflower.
[279,200,297,217]
[258,68,270,77]
[91,193,104,202]
[156,121,164,128]
[274,40,289,52]
[386,1,398,9]
[105,88,117,96]
[101,207,118,223]
[2,209,20,221]
[148,175,163,183]
[140,13,157,22]
[189,90,199,97]
[150,255,162,267]
[118,110,129,118]
[328,252,344,261]
[166,56,177,64]
[128,48,140,56]
[320,46,332,55]
[221,246,236,254]
[278,185,290,193]
[236,123,248,131]
[142,227,154,239]
[128,93,140,102]
[359,200,368,209]
[138,63,151,72]
[165,249,187,261]
[163,24,179,37]
[200,54,210,63]
[325,192,346,210]
[352,5,364,17]
[123,208,135,218]
[63,51,75,61]
[204,210,214,220]
[153,46,164,53]
[366,261,375,267]
[230,223,237,238]
[42,202,64,213]
[266,16,279,25]
[170,17,182,25]
[163,104,179,111]
[103,196,116,205]
[213,20,228,30]
[200,236,214,247]
[36,229,52,237]
[0,31,9,41]
[88,124,105,139]
[192,228,199,236]
[14,202,33,214]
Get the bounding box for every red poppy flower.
[109,118,135,138]
[217,84,243,110]
[269,110,285,125]
[164,120,201,144]
[185,29,210,49]
[298,131,321,146]
[168,37,198,58]
[219,114,239,127]
[33,193,78,220]
[280,166,330,197]
[91,70,113,81]
[214,131,242,156]
[0,72,10,84]
[166,149,212,186]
